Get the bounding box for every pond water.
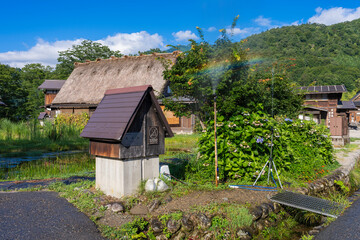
[0,150,86,169]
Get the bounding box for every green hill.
[243,19,360,91]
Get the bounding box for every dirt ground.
[153,187,277,216]
[97,185,281,228]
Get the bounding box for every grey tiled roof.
[38,80,66,90]
[338,101,357,110]
[38,112,48,119]
[299,85,347,94]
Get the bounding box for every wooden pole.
[214,97,218,187]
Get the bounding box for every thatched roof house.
[50,52,195,134]
[52,52,178,106]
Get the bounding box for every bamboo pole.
[214,96,218,187]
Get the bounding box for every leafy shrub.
[196,108,334,181]
[54,112,89,131]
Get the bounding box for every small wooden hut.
[81,85,173,197]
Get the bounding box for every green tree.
[55,40,123,79]
[244,19,360,91]
[220,71,303,119]
[20,63,52,118]
[162,22,302,123]
[0,64,24,120]
[162,23,249,123]
[0,63,55,120]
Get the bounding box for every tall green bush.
[196,108,334,182]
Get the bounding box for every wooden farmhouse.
[81,85,173,197]
[299,85,356,126]
[37,80,66,121]
[49,52,195,134]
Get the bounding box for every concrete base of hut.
[331,136,350,147]
[95,156,159,198]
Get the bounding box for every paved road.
[315,197,360,240]
[350,129,360,138]
[0,191,105,240]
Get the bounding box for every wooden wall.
[90,141,120,159]
[45,94,57,105]
[303,99,338,126]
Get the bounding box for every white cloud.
[254,16,272,27]
[97,31,164,55]
[225,27,260,37]
[0,38,83,68]
[172,30,199,42]
[207,26,217,32]
[0,31,165,68]
[308,7,360,25]
[291,19,303,26]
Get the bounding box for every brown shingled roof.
[80,85,173,141]
[52,52,179,106]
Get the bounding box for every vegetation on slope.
[244,19,360,91]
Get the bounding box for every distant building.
[348,91,360,124]
[38,80,66,106]
[299,85,356,126]
[37,79,66,122]
[47,53,195,134]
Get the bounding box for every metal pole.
[253,159,269,186]
[272,158,283,189]
[214,96,218,187]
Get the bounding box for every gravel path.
[0,191,105,240]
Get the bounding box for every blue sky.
[1,0,360,68]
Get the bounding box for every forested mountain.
[243,19,360,91]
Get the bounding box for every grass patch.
[192,202,253,239]
[0,118,89,154]
[335,143,360,154]
[350,137,360,142]
[255,213,299,240]
[99,218,149,239]
[0,153,95,180]
[350,161,360,190]
[165,133,200,153]
[0,138,88,153]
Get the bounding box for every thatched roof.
[52,52,179,106]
